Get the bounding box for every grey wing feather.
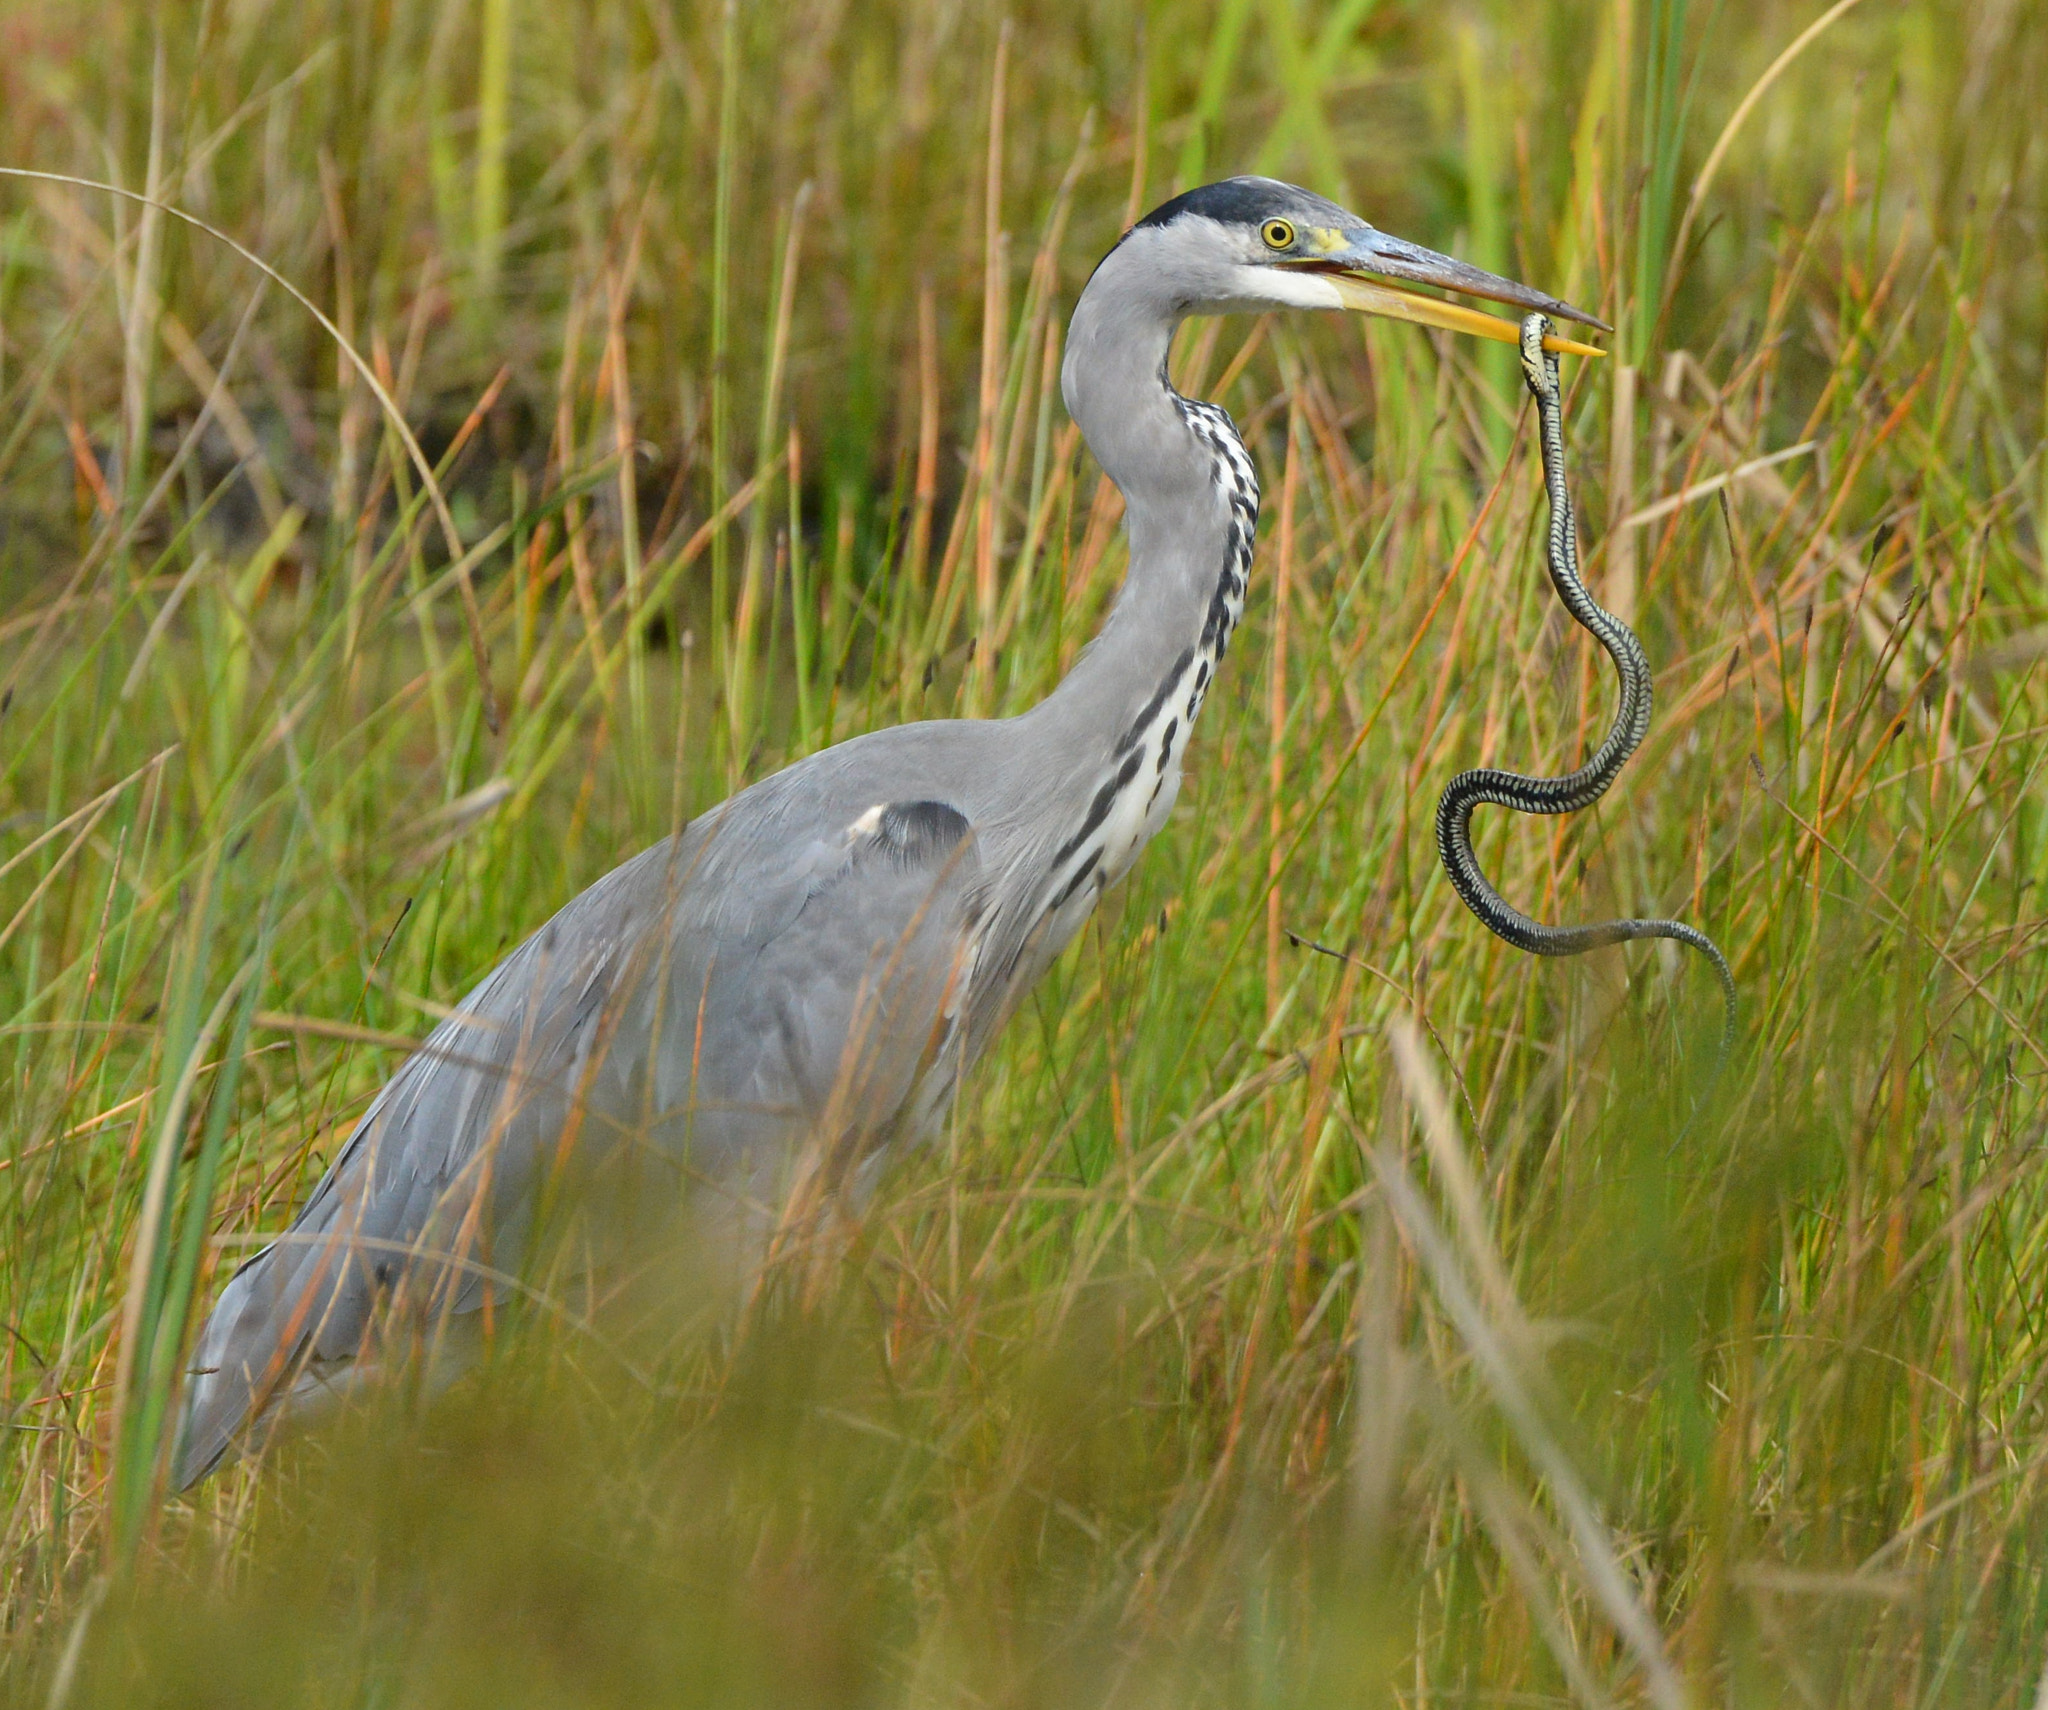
[175,795,979,1487]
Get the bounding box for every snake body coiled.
[1436,314,1736,1056]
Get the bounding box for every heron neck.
[1027,277,1252,759]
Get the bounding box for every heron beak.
[1296,227,1610,358]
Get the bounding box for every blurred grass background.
[2,0,2046,1702]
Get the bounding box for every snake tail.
[1435,314,1736,1060]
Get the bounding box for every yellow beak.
[1286,223,1608,358]
[1327,272,1607,359]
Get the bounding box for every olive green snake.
[1436,314,1737,1060]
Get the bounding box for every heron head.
[1114,176,1608,357]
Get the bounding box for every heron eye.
[1261,218,1296,251]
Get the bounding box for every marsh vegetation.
[2,0,2046,1702]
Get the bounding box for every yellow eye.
[1261,218,1296,250]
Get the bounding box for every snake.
[1435,313,1737,1059]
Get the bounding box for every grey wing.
[659,800,982,1188]
[174,796,979,1487]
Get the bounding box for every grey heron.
[175,177,1616,1489]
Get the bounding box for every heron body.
[176,179,1607,1488]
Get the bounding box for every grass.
[1,0,2046,1702]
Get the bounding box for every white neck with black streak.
[1016,227,1262,927]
